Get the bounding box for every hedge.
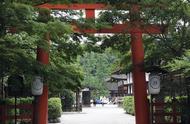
[122,96,135,115]
[48,97,62,123]
[0,97,33,105]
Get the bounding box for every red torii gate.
[37,3,166,124]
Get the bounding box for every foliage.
[48,97,62,120]
[47,64,84,97]
[122,96,135,115]
[78,49,119,98]
[61,89,75,111]
[143,0,190,68]
[94,0,190,74]
[0,97,33,105]
[0,1,85,96]
[166,50,190,75]
[162,96,190,123]
[19,97,34,118]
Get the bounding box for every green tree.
[78,49,119,98]
[0,1,84,97]
[142,0,190,68]
[166,50,190,74]
[97,0,190,74]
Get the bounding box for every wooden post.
[131,32,149,124]
[1,105,6,124]
[130,5,149,124]
[172,99,177,124]
[34,34,50,124]
[37,85,48,124]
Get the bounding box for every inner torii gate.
[37,3,166,124]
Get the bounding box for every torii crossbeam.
[37,3,166,124]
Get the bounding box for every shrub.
[61,90,74,112]
[19,97,33,104]
[122,96,135,115]
[19,97,33,116]
[48,97,62,122]
[5,98,18,116]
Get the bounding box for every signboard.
[148,74,160,94]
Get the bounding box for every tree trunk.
[0,77,4,98]
[76,88,81,112]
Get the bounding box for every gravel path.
[51,104,135,124]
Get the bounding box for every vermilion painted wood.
[131,32,149,124]
[73,23,165,34]
[37,48,49,65]
[36,33,49,124]
[172,102,177,124]
[36,3,165,10]
[6,104,33,109]
[0,104,33,123]
[38,85,48,124]
[7,115,33,120]
[37,3,107,10]
[37,33,50,65]
[152,102,181,124]
[153,122,181,124]
[130,5,150,124]
[85,9,95,19]
[154,113,181,116]
[0,115,33,121]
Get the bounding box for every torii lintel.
[74,23,166,34]
[37,3,107,10]
[37,3,166,34]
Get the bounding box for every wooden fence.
[152,101,181,124]
[0,104,33,124]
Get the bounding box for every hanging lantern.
[31,76,43,95]
[148,74,160,94]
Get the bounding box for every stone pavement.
[51,104,135,124]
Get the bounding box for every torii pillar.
[130,5,149,124]
[35,34,49,124]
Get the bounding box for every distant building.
[106,72,150,97]
[105,80,118,97]
[81,88,91,107]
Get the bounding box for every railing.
[0,104,33,124]
[152,101,181,124]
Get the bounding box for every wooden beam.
[37,3,166,10]
[73,23,166,34]
[141,24,167,34]
[85,9,95,19]
[37,3,107,10]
